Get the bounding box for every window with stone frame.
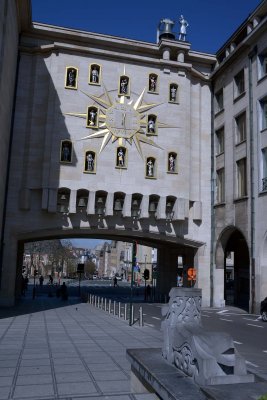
[215,127,224,155]
[262,148,267,191]
[258,50,267,80]
[234,69,245,99]
[216,168,225,203]
[215,88,224,114]
[235,112,246,143]
[260,97,267,131]
[236,158,247,198]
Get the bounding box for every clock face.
[105,103,140,139]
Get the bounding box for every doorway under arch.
[224,230,250,310]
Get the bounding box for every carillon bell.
[78,198,87,207]
[157,18,175,42]
[114,199,123,211]
[149,202,157,212]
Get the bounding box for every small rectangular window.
[215,127,224,154]
[215,89,224,114]
[260,98,267,131]
[235,112,246,143]
[262,148,267,191]
[234,69,245,98]
[258,51,267,80]
[236,158,247,198]
[216,168,225,203]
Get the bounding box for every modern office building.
[0,0,266,312]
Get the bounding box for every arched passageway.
[224,230,250,310]
[15,230,201,304]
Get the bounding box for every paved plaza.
[0,296,161,400]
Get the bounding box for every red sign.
[187,267,197,281]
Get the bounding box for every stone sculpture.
[161,287,254,386]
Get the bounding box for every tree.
[84,260,96,277]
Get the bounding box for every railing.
[87,293,144,327]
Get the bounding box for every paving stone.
[55,371,92,383]
[16,374,53,385]
[57,381,98,396]
[13,383,54,398]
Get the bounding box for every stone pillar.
[105,192,114,216]
[87,191,95,215]
[123,194,132,217]
[140,195,149,219]
[156,196,166,220]
[156,247,179,299]
[48,189,57,213]
[69,189,77,214]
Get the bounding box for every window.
[262,148,267,191]
[260,98,267,131]
[215,89,223,114]
[258,51,267,80]
[215,127,224,154]
[216,168,225,203]
[65,66,78,89]
[234,69,245,98]
[236,158,247,198]
[235,112,246,143]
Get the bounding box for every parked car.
[260,297,267,322]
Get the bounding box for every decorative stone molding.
[161,287,255,386]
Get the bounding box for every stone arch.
[215,226,250,310]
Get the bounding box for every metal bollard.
[118,302,121,318]
[108,299,111,313]
[94,296,97,307]
[130,304,134,325]
[124,304,127,320]
[113,301,116,316]
[139,306,143,326]
[104,298,107,311]
[101,297,103,309]
[97,296,100,308]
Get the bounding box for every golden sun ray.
[65,112,87,119]
[80,90,111,109]
[78,129,110,141]
[137,133,163,149]
[65,84,178,157]
[132,135,143,159]
[99,132,112,153]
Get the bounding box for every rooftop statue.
[178,15,189,41]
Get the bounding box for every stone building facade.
[1,0,266,312]
[212,0,267,311]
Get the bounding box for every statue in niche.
[169,154,175,172]
[117,148,125,167]
[120,77,128,94]
[147,159,154,177]
[88,108,97,126]
[66,68,76,87]
[149,75,157,92]
[148,117,155,133]
[170,85,177,102]
[61,142,72,162]
[86,153,95,171]
[91,66,99,83]
[178,15,189,41]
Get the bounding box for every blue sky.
[31,0,261,54]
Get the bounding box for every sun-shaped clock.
[65,85,171,158]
